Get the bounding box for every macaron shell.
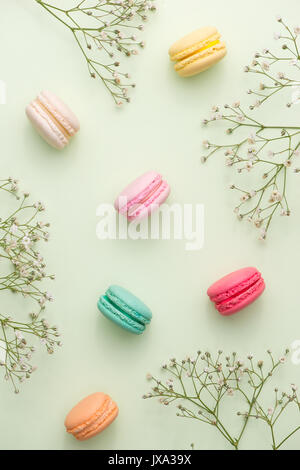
[108,285,152,322]
[25,102,67,149]
[98,296,146,334]
[65,392,108,430]
[207,267,265,316]
[65,393,118,441]
[176,45,227,77]
[207,267,260,300]
[114,171,161,212]
[169,26,218,59]
[128,180,170,221]
[39,90,80,135]
[217,277,265,316]
[77,404,119,441]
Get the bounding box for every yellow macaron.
[169,26,227,77]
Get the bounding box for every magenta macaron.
[207,267,265,316]
[114,171,170,221]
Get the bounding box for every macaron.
[65,392,118,441]
[169,26,227,77]
[207,267,265,316]
[98,285,152,335]
[114,171,170,221]
[26,90,80,149]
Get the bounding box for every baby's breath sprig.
[0,178,60,393]
[202,18,300,240]
[35,0,156,105]
[144,349,300,450]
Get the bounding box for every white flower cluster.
[144,349,299,450]
[36,0,157,105]
[201,18,300,240]
[0,178,60,393]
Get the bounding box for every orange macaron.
[64,392,118,441]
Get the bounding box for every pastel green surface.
[1,0,300,451]
[98,285,152,335]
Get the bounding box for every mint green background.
[1,0,300,450]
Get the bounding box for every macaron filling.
[38,92,77,137]
[68,397,117,440]
[210,272,262,305]
[99,295,146,332]
[175,40,225,71]
[215,275,265,312]
[118,174,168,220]
[107,289,151,323]
[36,98,71,140]
[180,39,220,60]
[128,181,169,220]
[171,31,220,59]
[28,101,69,146]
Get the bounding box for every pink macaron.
[114,171,170,221]
[26,90,80,149]
[207,267,265,316]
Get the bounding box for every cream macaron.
[169,26,227,77]
[26,90,80,149]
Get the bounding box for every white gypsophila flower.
[259,230,266,240]
[10,224,18,235]
[254,219,262,228]
[19,266,29,278]
[15,330,23,340]
[248,134,256,145]
[45,293,53,302]
[271,190,282,202]
[21,235,31,250]
[291,86,300,105]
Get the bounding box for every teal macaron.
[97,285,152,335]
